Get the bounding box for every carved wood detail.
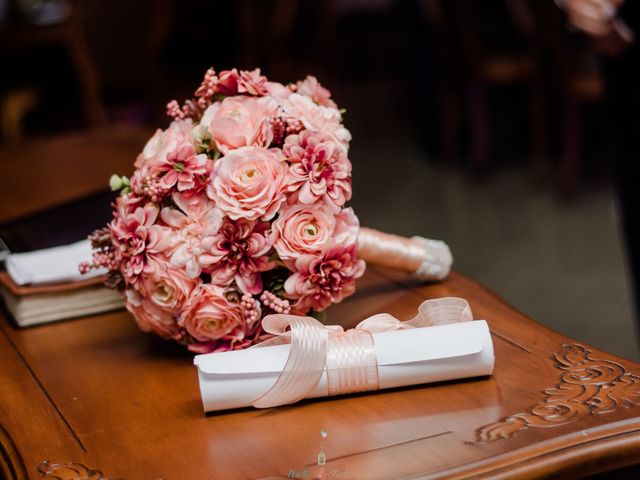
[474,344,640,442]
[35,461,106,479]
[0,425,28,480]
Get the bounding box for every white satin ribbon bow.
[251,297,473,408]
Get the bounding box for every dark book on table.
[0,190,124,327]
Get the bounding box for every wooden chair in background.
[0,0,106,143]
[422,0,605,194]
[422,0,547,175]
[527,0,605,195]
[0,0,173,144]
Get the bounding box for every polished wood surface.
[2,130,640,479]
[1,268,640,480]
[0,125,152,223]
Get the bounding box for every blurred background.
[0,0,638,359]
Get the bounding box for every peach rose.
[125,289,180,339]
[200,96,277,154]
[207,146,288,221]
[272,204,336,260]
[179,285,244,342]
[137,264,200,315]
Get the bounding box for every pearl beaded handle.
[357,227,452,281]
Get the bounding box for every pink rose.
[272,204,336,260]
[284,130,352,212]
[137,264,200,315]
[207,146,288,221]
[179,285,244,342]
[284,244,365,313]
[125,289,180,339]
[200,96,277,154]
[199,218,274,295]
[296,76,337,108]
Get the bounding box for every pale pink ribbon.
[251,297,473,409]
[357,227,453,281]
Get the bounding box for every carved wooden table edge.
[0,424,28,480]
[388,271,640,479]
[412,417,640,479]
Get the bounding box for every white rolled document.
[194,298,495,412]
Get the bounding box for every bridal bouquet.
[82,68,366,353]
[83,68,452,354]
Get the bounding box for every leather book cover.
[0,189,117,254]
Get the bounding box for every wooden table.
[2,266,640,480]
[2,130,640,479]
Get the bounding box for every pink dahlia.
[284,130,352,212]
[238,68,269,96]
[110,202,172,281]
[214,68,268,97]
[134,119,193,171]
[284,244,365,313]
[199,218,274,295]
[160,193,223,279]
[296,75,337,108]
[157,143,209,192]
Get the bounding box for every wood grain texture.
[0,125,152,223]
[1,269,640,480]
[1,136,639,478]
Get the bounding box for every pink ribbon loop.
[251,297,472,409]
[252,315,329,408]
[326,330,378,396]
